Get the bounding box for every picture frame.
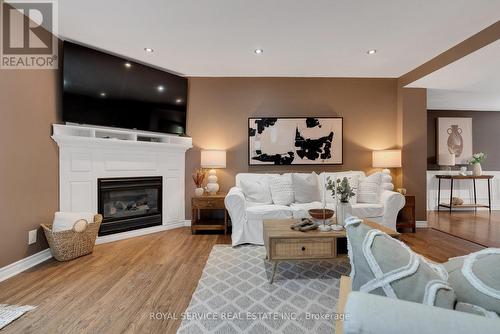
[436,117,473,165]
[248,117,343,165]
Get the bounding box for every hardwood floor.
[428,210,500,247]
[0,227,482,333]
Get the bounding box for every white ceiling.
[407,40,500,111]
[59,0,500,77]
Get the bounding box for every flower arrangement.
[192,168,206,188]
[326,176,356,203]
[468,152,487,165]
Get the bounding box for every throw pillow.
[345,216,456,309]
[455,302,499,319]
[357,172,382,204]
[292,173,321,203]
[239,179,272,204]
[269,174,294,206]
[53,212,94,232]
[444,248,500,315]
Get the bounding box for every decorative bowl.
[308,209,334,220]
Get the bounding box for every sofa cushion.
[268,174,294,205]
[289,202,384,220]
[290,202,335,219]
[444,248,500,315]
[53,212,94,232]
[246,204,292,221]
[351,203,384,218]
[357,172,382,203]
[292,172,321,203]
[346,216,456,309]
[240,178,272,204]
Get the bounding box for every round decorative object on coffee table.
[308,209,334,232]
[308,209,334,220]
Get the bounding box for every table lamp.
[201,150,226,194]
[372,150,402,176]
[438,153,455,174]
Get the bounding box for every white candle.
[322,173,326,209]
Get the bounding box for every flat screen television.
[62,41,188,135]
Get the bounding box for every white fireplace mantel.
[52,124,192,239]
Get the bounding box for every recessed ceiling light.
[175,98,183,104]
[254,48,263,55]
[144,47,154,53]
[157,85,165,92]
[367,49,377,55]
[124,62,132,68]
[100,92,107,97]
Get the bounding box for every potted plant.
[192,169,206,197]
[468,152,487,176]
[326,176,356,226]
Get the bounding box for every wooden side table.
[397,195,416,233]
[191,193,227,234]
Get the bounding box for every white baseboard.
[96,221,190,245]
[0,248,52,283]
[416,220,428,228]
[0,221,192,283]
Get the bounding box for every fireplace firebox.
[97,177,162,236]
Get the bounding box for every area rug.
[177,245,350,334]
[0,304,36,330]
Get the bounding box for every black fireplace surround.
[97,176,162,236]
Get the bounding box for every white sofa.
[225,171,405,246]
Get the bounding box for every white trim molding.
[96,221,191,244]
[0,249,52,283]
[427,170,500,211]
[416,221,428,228]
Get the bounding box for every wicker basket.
[42,214,103,261]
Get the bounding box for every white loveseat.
[225,171,405,246]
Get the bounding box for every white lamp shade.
[438,153,456,166]
[201,150,226,168]
[372,150,402,168]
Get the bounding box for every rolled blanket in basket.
[52,212,94,232]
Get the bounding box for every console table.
[436,175,493,213]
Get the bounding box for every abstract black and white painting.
[248,117,343,165]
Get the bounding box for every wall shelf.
[52,124,192,149]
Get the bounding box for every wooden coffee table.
[263,219,400,283]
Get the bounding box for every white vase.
[472,163,482,176]
[205,169,220,194]
[336,201,352,227]
[194,187,204,197]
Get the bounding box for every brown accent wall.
[0,69,60,267]
[428,110,500,170]
[398,88,427,221]
[186,77,399,218]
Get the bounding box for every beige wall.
[186,77,399,217]
[0,69,60,267]
[398,88,427,220]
